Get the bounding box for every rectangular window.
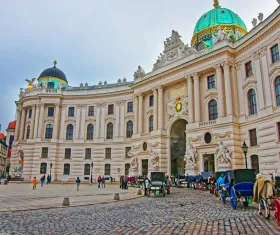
[63,164,70,175]
[127,102,133,112]
[105,164,111,175]
[88,106,94,116]
[245,61,253,77]
[41,147,48,158]
[149,95,154,107]
[28,109,32,119]
[207,75,216,89]
[85,148,91,159]
[108,104,114,115]
[65,148,72,159]
[278,122,280,141]
[84,164,90,175]
[125,147,131,158]
[105,148,111,159]
[48,107,54,117]
[271,44,280,63]
[249,129,258,147]
[68,107,75,117]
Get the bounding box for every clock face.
[176,102,182,112]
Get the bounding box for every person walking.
[123,175,128,189]
[101,176,106,188]
[47,175,51,184]
[76,177,81,191]
[40,175,45,187]
[97,175,101,188]
[32,177,37,190]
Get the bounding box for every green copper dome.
[194,7,247,34]
[191,1,248,49]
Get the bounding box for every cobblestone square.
[0,187,279,235]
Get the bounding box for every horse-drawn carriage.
[147,172,168,197]
[220,169,255,209]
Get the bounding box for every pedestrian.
[97,175,101,188]
[32,177,37,190]
[47,175,51,184]
[40,175,45,187]
[110,176,113,183]
[101,176,106,188]
[124,175,128,189]
[76,177,81,191]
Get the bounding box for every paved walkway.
[0,187,279,234]
[0,182,141,212]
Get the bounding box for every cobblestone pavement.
[0,188,279,235]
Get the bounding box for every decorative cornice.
[242,78,257,90]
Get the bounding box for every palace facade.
[10,1,280,181]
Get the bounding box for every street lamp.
[50,162,53,183]
[91,162,94,184]
[241,141,248,169]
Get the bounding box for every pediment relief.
[125,113,134,119]
[204,90,218,101]
[86,117,96,122]
[153,30,196,71]
[146,107,153,116]
[242,78,257,90]
[167,94,188,121]
[269,66,280,81]
[104,116,115,122]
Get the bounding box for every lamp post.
[50,162,53,183]
[241,141,248,169]
[91,162,94,184]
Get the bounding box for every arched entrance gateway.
[170,119,187,176]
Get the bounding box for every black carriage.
[221,169,256,209]
[275,176,280,196]
[147,172,167,197]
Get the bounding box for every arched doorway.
[170,119,187,176]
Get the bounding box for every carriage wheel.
[230,188,237,210]
[221,190,226,204]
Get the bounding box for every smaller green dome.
[194,6,247,34]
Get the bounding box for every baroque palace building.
[10,0,280,181]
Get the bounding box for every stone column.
[53,103,61,139]
[186,75,194,123]
[231,65,239,117]
[138,94,143,133]
[215,64,225,117]
[193,73,201,122]
[75,105,81,139]
[59,105,66,140]
[14,107,22,141]
[254,53,265,110]
[115,102,120,137]
[120,101,125,137]
[260,47,272,108]
[30,105,36,139]
[153,88,158,130]
[19,108,26,140]
[95,104,101,139]
[33,104,40,138]
[235,62,245,116]
[133,95,138,134]
[158,86,164,129]
[222,61,233,116]
[79,105,86,139]
[38,103,45,138]
[100,104,106,139]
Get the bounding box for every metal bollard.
[62,197,70,206]
[114,193,120,200]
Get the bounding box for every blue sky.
[0,0,278,132]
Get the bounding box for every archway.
[170,119,187,176]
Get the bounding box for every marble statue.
[215,141,232,165]
[149,149,159,170]
[252,18,258,27]
[184,139,197,168]
[130,157,138,170]
[134,65,145,80]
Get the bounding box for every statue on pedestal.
[215,141,232,165]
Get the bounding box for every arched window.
[40,163,47,174]
[47,82,54,89]
[126,121,133,138]
[149,115,153,132]
[45,124,53,139]
[106,122,113,139]
[275,76,280,106]
[208,100,218,120]
[84,164,90,175]
[66,124,74,140]
[86,124,94,140]
[125,163,130,175]
[63,163,70,175]
[248,89,258,115]
[26,125,30,139]
[105,164,111,175]
[251,155,260,173]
